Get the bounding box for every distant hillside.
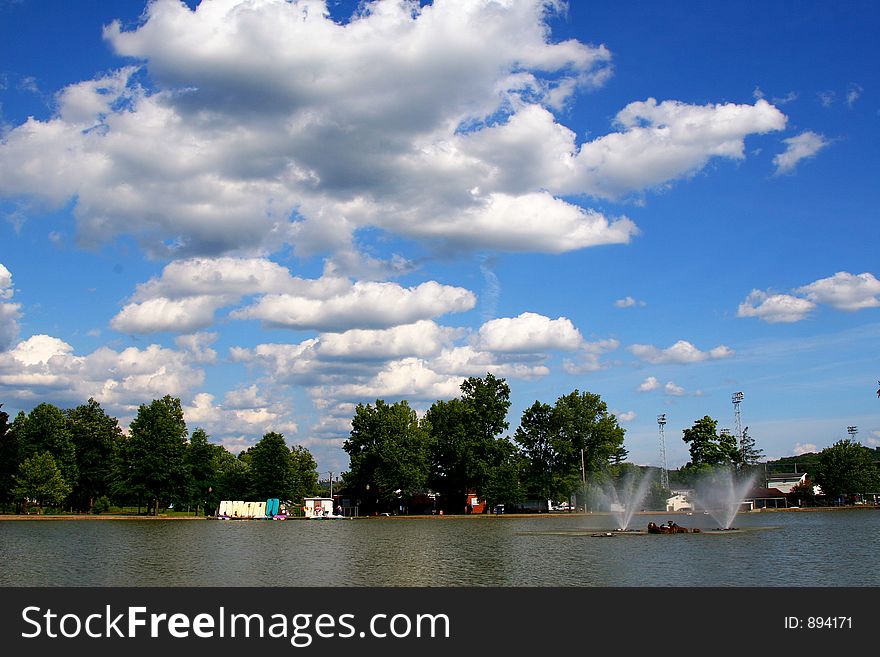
[766,453,821,476]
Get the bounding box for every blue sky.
[1,0,878,475]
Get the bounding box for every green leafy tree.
[0,404,19,508]
[14,452,72,513]
[344,399,431,513]
[249,432,293,500]
[681,416,740,470]
[514,401,555,499]
[120,395,189,515]
[66,398,122,512]
[551,389,626,498]
[15,403,78,504]
[480,438,526,509]
[427,373,511,512]
[513,390,626,504]
[288,445,319,503]
[814,439,880,501]
[213,448,251,502]
[738,426,764,468]
[787,478,817,507]
[184,428,221,515]
[248,433,319,504]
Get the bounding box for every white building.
[303,497,336,518]
[665,493,693,512]
[766,472,807,495]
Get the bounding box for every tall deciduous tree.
[514,401,555,499]
[15,403,78,504]
[184,427,221,515]
[549,390,626,500]
[344,399,431,513]
[682,416,740,469]
[288,445,319,503]
[249,432,292,500]
[121,395,189,515]
[814,439,880,500]
[427,373,511,512]
[0,404,18,508]
[14,452,72,513]
[214,448,251,502]
[480,438,526,509]
[248,432,319,504]
[66,398,122,512]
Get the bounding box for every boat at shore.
[216,498,290,520]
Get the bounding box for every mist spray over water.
[693,469,756,530]
[599,470,653,531]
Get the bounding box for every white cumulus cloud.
[0,334,204,409]
[796,272,880,311]
[0,1,787,265]
[738,271,880,323]
[637,376,660,392]
[477,312,583,353]
[0,263,22,350]
[773,131,830,175]
[737,290,816,323]
[629,340,734,364]
[231,280,476,332]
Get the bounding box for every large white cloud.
[477,312,583,353]
[737,290,816,323]
[231,280,476,331]
[628,339,734,364]
[797,272,880,311]
[571,98,786,198]
[0,1,786,264]
[0,263,21,350]
[738,272,879,323]
[231,310,607,415]
[0,334,204,408]
[111,256,347,333]
[110,256,474,334]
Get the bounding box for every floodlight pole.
[658,414,669,490]
[732,392,745,453]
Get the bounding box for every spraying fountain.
[600,470,653,532]
[692,469,756,530]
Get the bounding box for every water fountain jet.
[599,470,653,532]
[692,469,756,530]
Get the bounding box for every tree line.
[341,375,880,514]
[0,397,319,515]
[4,376,875,516]
[342,373,633,514]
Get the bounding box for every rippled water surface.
[2,510,878,586]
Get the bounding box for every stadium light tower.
[847,426,858,440]
[732,392,745,452]
[657,414,669,490]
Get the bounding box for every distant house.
[744,487,788,509]
[465,492,486,514]
[665,493,693,512]
[766,472,807,495]
[303,497,335,518]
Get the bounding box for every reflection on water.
[2,510,879,586]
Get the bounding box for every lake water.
[2,509,878,586]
